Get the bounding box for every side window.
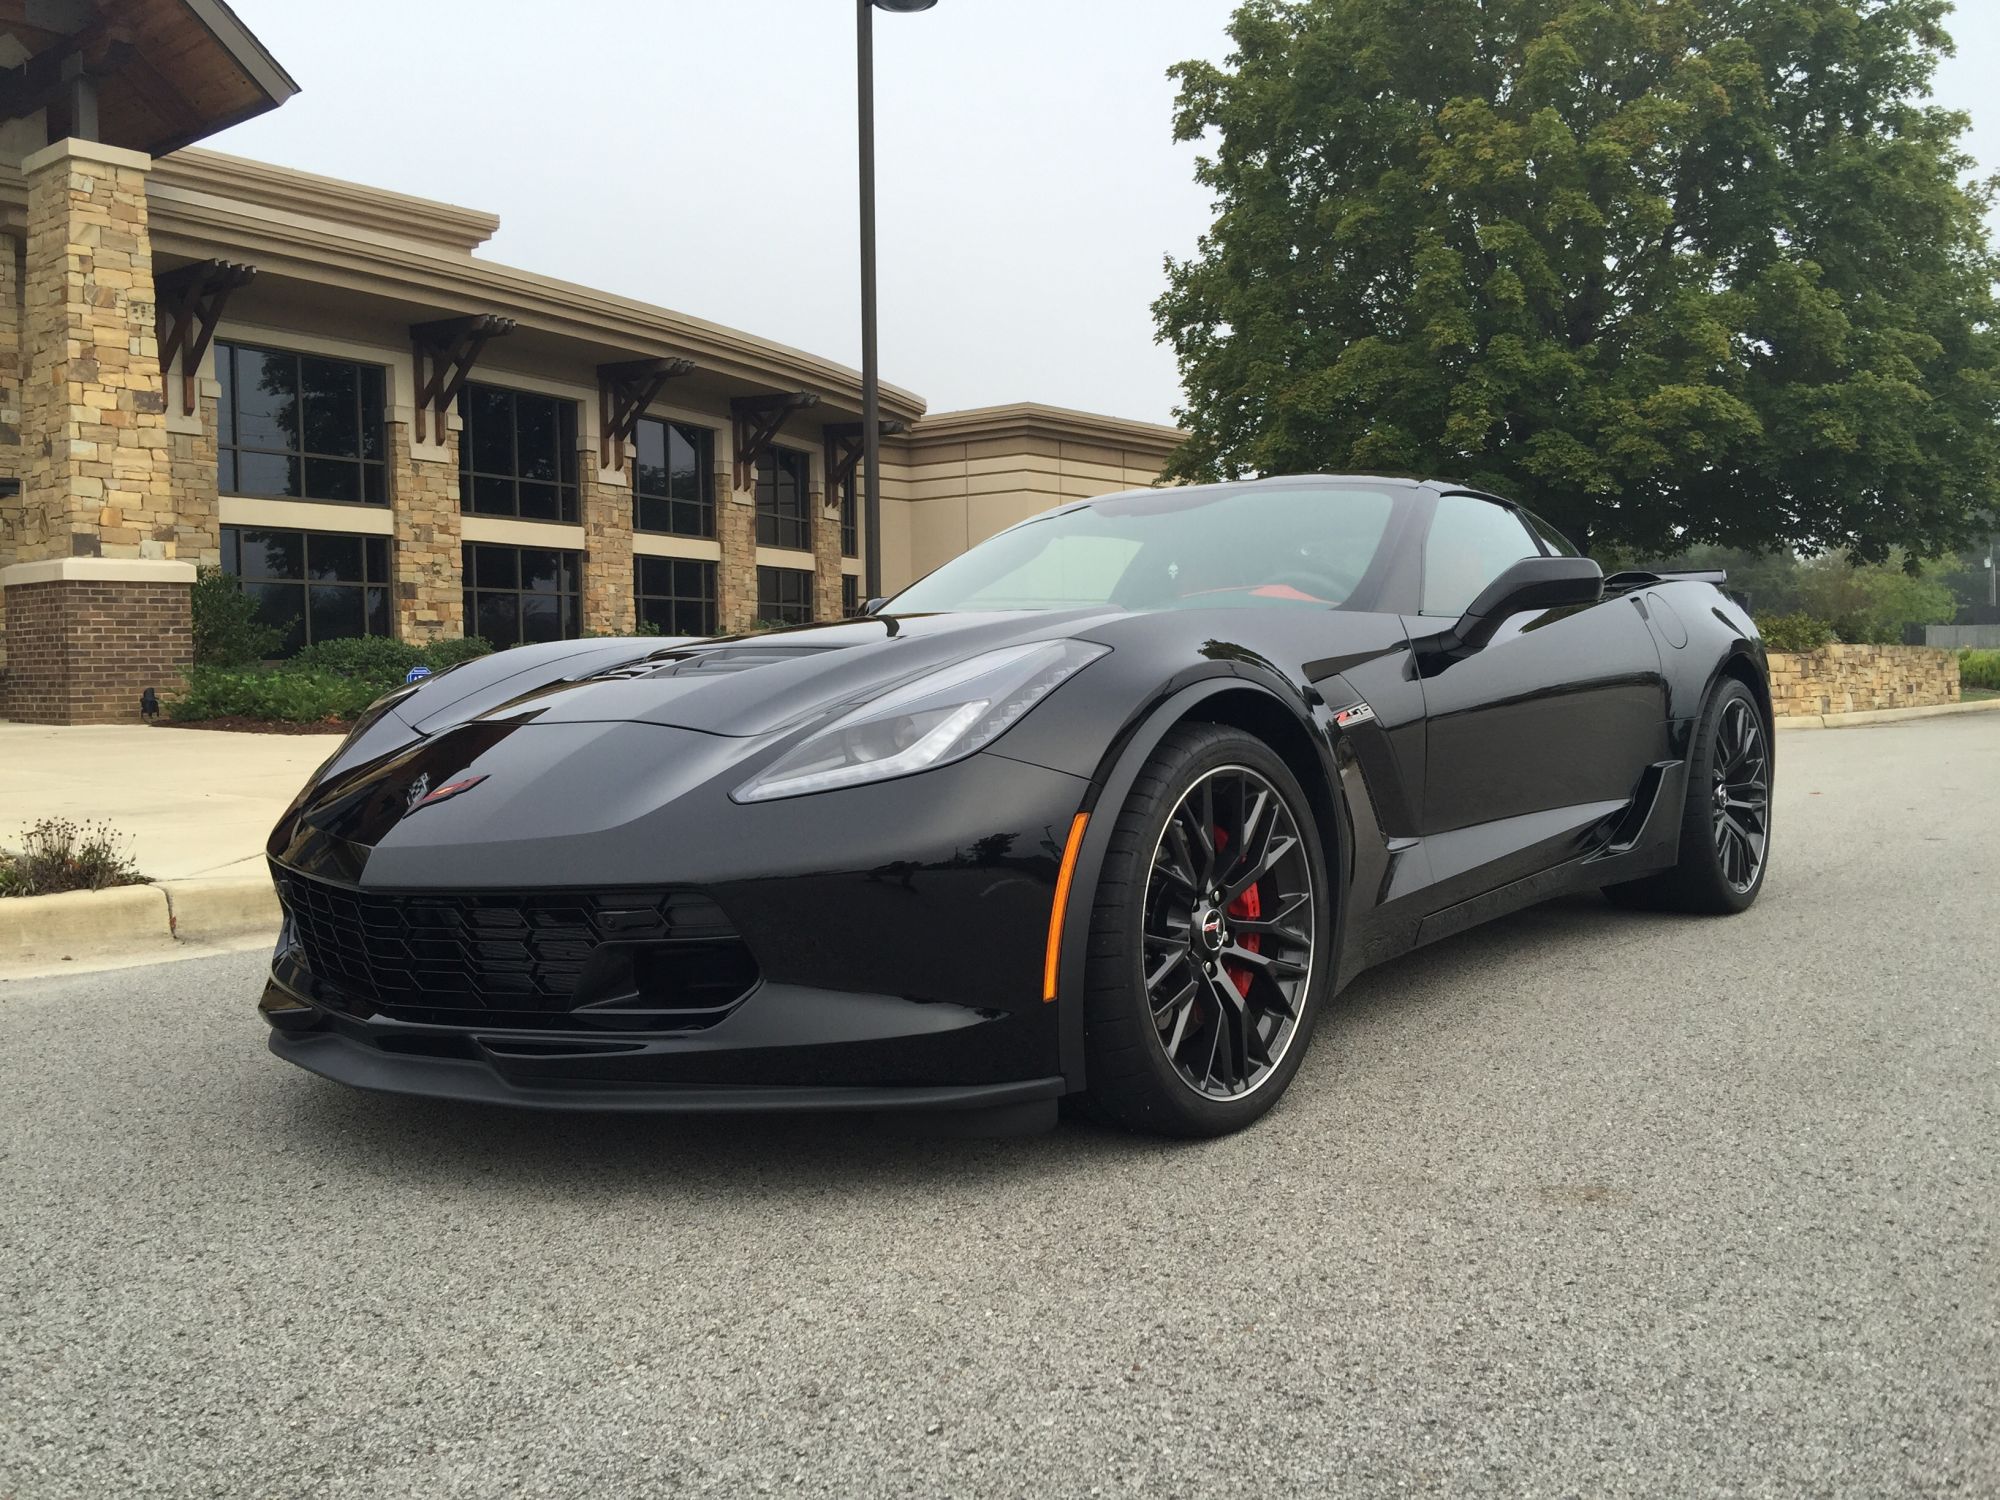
[1420,495,1540,617]
[1522,508,1581,558]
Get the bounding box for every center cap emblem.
[1198,908,1227,952]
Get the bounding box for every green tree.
[1156,0,2000,562]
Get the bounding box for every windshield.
[889,483,1399,615]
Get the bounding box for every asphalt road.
[4,716,1997,1499]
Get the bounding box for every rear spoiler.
[1603,568,1728,593]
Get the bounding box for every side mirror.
[861,596,889,616]
[1439,556,1603,655]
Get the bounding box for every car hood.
[403,608,1122,739]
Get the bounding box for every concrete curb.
[1,875,277,973]
[1776,698,2000,731]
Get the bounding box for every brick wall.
[1767,644,1961,717]
[0,578,191,724]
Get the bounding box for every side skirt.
[1409,759,1686,951]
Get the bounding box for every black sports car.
[261,476,1772,1136]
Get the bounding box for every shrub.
[168,667,381,725]
[423,636,495,671]
[290,635,429,688]
[191,566,289,667]
[0,818,147,897]
[1962,650,2000,691]
[1754,612,1835,653]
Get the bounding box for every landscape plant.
[0,819,147,898]
[1960,650,2000,691]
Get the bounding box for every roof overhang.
[0,0,298,157]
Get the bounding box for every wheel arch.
[1052,673,1351,1093]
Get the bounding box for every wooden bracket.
[730,392,820,491]
[599,357,695,471]
[410,314,515,443]
[822,418,910,506]
[154,259,256,416]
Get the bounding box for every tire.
[1081,723,1332,1137]
[1606,677,1772,914]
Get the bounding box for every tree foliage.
[1156,0,2000,562]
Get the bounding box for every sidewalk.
[0,721,342,881]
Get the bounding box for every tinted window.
[756,449,812,551]
[217,343,387,505]
[756,566,814,625]
[462,543,581,647]
[220,526,391,657]
[889,484,1398,615]
[457,383,580,522]
[634,418,715,537]
[635,556,718,636]
[1420,496,1540,617]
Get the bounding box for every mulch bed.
[151,717,352,736]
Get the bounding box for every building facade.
[0,7,1181,724]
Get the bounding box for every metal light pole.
[858,0,935,602]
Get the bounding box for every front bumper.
[261,740,1092,1111]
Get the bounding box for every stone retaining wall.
[1766,644,1960,717]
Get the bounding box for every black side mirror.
[1437,556,1603,656]
[861,596,889,616]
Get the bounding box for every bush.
[192,566,290,667]
[423,636,495,671]
[1755,613,1835,653]
[0,818,147,897]
[167,666,382,725]
[1962,650,2000,691]
[290,635,429,687]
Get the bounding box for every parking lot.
[3,715,1996,1498]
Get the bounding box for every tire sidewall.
[1686,679,1771,912]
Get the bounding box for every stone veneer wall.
[718,471,757,633]
[389,420,464,641]
[168,390,222,568]
[1766,644,1961,716]
[0,243,17,670]
[580,462,635,635]
[17,144,173,563]
[1,574,190,722]
[812,489,845,622]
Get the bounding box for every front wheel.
[1607,677,1772,914]
[1081,724,1332,1137]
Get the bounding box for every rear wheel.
[1082,724,1330,1137]
[1607,677,1771,914]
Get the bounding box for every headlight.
[732,639,1108,803]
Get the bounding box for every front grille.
[275,872,757,1030]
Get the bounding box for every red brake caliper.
[1213,825,1262,999]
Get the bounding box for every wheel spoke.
[1139,763,1319,1104]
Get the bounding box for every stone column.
[0,139,186,724]
[812,485,844,621]
[389,416,465,642]
[0,238,21,675]
[718,456,758,634]
[580,451,635,635]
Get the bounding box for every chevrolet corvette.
[260,476,1772,1136]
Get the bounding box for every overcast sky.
[212,0,1999,428]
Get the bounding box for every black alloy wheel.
[1141,765,1316,1100]
[1606,676,1773,915]
[1709,695,1770,893]
[1082,723,1331,1137]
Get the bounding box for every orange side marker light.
[1043,812,1090,1003]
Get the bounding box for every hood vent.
[587,643,841,683]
